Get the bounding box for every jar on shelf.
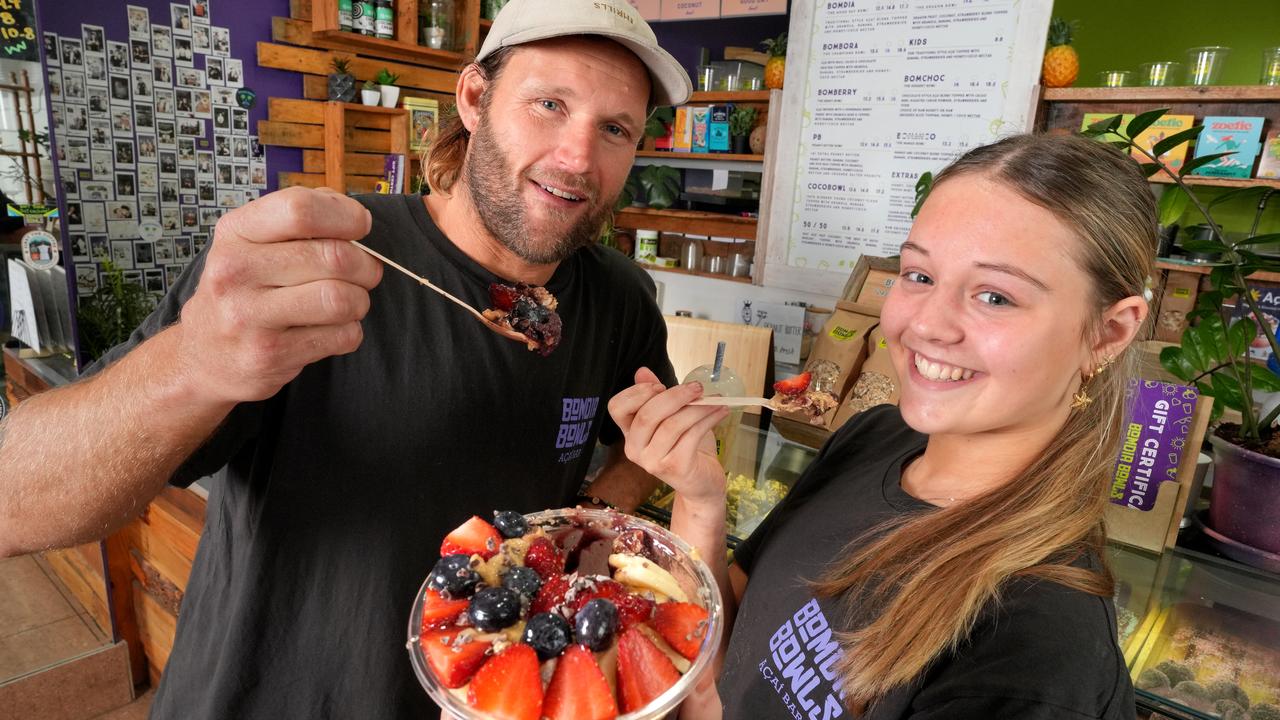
[420,0,454,50]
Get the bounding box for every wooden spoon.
[689,396,774,408]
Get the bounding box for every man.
[0,1,690,717]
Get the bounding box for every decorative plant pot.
[1156,223,1178,258]
[380,84,400,108]
[1208,433,1280,554]
[732,134,749,155]
[361,88,381,106]
[327,73,357,103]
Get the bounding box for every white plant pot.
[380,85,400,108]
[361,88,381,106]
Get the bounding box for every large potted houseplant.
[76,260,156,362]
[1082,110,1280,556]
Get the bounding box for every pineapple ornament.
[762,32,787,90]
[1041,18,1079,88]
[327,57,358,103]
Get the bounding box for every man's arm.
[0,187,380,557]
[580,442,662,513]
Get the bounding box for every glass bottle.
[338,0,353,31]
[420,0,453,50]
[683,342,745,468]
[374,0,395,39]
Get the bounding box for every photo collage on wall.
[47,1,269,300]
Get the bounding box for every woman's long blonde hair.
[815,133,1157,709]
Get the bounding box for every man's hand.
[176,187,382,403]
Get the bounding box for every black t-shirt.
[88,194,675,720]
[722,405,1135,720]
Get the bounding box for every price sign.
[0,0,37,61]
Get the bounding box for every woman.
[609,134,1153,719]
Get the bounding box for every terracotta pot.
[1208,433,1280,553]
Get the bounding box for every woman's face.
[880,175,1095,439]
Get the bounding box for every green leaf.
[1082,114,1124,138]
[1160,346,1197,383]
[1108,140,1132,150]
[1180,152,1236,176]
[1157,185,1191,226]
[1209,371,1248,413]
[1208,185,1271,209]
[1190,313,1230,367]
[1251,366,1280,392]
[1238,233,1280,247]
[1228,317,1256,358]
[1126,109,1170,139]
[1152,126,1203,157]
[1140,163,1164,178]
[911,172,933,219]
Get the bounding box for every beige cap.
[476,0,692,107]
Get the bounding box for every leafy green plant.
[1082,110,1280,445]
[363,79,378,91]
[76,259,156,361]
[645,107,674,139]
[728,106,758,137]
[330,57,352,75]
[375,68,400,86]
[637,165,681,210]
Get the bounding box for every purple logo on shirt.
[555,396,599,463]
[759,598,846,719]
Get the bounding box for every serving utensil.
[689,396,774,407]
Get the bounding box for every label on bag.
[1110,380,1198,511]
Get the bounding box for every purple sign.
[1111,380,1199,511]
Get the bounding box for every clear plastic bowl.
[407,508,725,720]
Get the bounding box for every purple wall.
[651,5,791,81]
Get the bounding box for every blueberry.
[501,566,542,599]
[426,554,479,599]
[492,510,529,539]
[467,587,522,632]
[522,612,572,660]
[574,598,618,651]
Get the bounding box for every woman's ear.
[1090,295,1149,365]
[454,64,488,134]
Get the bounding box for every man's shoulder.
[575,243,658,295]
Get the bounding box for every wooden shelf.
[1043,86,1280,102]
[640,263,753,284]
[312,29,464,66]
[334,101,409,115]
[635,150,763,162]
[615,207,757,240]
[322,100,409,192]
[479,18,492,30]
[1156,259,1280,284]
[689,90,771,103]
[1150,175,1280,190]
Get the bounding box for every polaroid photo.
[139,164,159,192]
[87,87,110,115]
[177,67,203,88]
[66,202,84,228]
[65,105,89,135]
[178,117,203,137]
[82,25,105,54]
[132,70,153,100]
[134,239,155,266]
[152,24,173,56]
[64,73,87,103]
[89,236,110,261]
[108,200,135,221]
[160,178,179,204]
[138,135,158,161]
[175,88,193,115]
[153,59,173,86]
[251,161,266,188]
[175,235,193,261]
[138,194,160,219]
[181,192,197,205]
[81,180,112,202]
[128,6,151,38]
[178,138,197,162]
[44,33,60,66]
[107,42,130,72]
[66,138,92,168]
[115,171,137,198]
[110,75,131,104]
[181,205,199,229]
[50,104,66,135]
[60,168,80,198]
[172,3,193,36]
[224,58,242,88]
[84,202,107,233]
[250,135,263,159]
[232,108,248,134]
[198,207,220,226]
[205,56,223,85]
[194,90,212,118]
[76,264,100,296]
[109,220,141,241]
[179,167,196,190]
[233,164,249,187]
[213,106,230,131]
[114,140,136,168]
[144,268,165,293]
[174,36,193,67]
[210,27,229,57]
[192,24,210,54]
[122,270,143,289]
[47,69,62,101]
[232,137,249,159]
[85,56,107,85]
[135,103,155,130]
[90,149,113,179]
[61,38,84,67]
[110,239,134,269]
[157,119,176,147]
[130,39,151,66]
[217,189,241,207]
[89,118,112,148]
[111,108,133,133]
[215,162,232,184]
[160,207,180,233]
[198,180,215,202]
[211,86,234,105]
[155,87,175,116]
[164,264,183,289]
[155,238,174,263]
[214,134,230,157]
[70,234,91,259]
[159,151,178,176]
[192,0,210,22]
[193,233,209,254]
[197,151,214,178]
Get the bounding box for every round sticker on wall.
[138,222,163,242]
[236,87,257,109]
[21,230,59,270]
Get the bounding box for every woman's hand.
[608,367,731,510]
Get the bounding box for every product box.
[1153,270,1200,343]
[1258,130,1280,179]
[708,104,731,153]
[1080,112,1134,138]
[653,114,675,151]
[673,106,693,153]
[1190,116,1266,178]
[839,255,900,311]
[774,304,878,429]
[1130,114,1195,180]
[1229,280,1280,364]
[691,106,709,152]
[831,325,900,429]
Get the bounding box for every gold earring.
[1071,355,1115,411]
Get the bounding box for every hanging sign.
[0,0,38,61]
[720,0,785,17]
[22,230,59,270]
[7,203,58,225]
[660,0,719,21]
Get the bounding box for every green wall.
[1051,0,1280,237]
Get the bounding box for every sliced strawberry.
[543,644,619,720]
[523,536,564,579]
[420,629,491,689]
[440,516,502,560]
[420,590,469,631]
[531,573,571,615]
[467,643,544,720]
[571,579,654,629]
[773,371,812,396]
[650,602,710,660]
[617,627,681,713]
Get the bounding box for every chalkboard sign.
[0,0,38,62]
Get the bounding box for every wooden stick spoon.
[690,396,774,408]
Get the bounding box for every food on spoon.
[484,282,563,356]
[770,364,841,424]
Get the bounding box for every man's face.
[464,38,650,265]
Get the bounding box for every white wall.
[0,58,53,204]
[645,268,840,323]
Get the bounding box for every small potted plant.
[729,106,758,155]
[327,57,357,103]
[361,79,381,106]
[376,68,401,108]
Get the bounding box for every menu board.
[721,0,787,16]
[660,0,720,21]
[626,0,662,20]
[0,0,38,61]
[761,0,1052,296]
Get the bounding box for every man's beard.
[464,111,616,265]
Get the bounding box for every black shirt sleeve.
[597,262,676,447]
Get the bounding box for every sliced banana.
[635,624,692,673]
[608,553,688,603]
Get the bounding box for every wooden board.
[269,98,399,130]
[258,120,391,152]
[131,580,176,678]
[302,149,392,175]
[129,513,196,594]
[279,172,381,193]
[41,544,111,637]
[1044,86,1280,102]
[290,0,312,20]
[275,17,464,69]
[663,315,773,401]
[256,42,459,94]
[615,207,757,240]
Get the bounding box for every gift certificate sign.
[762,0,1052,295]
